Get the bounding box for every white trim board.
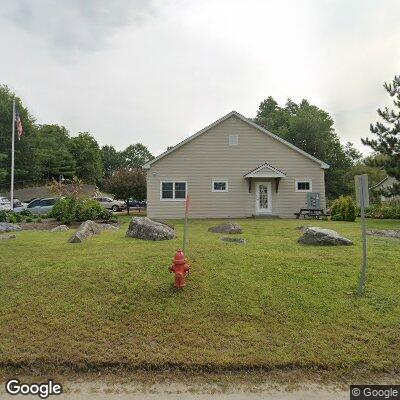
[295,179,313,192]
[143,111,330,169]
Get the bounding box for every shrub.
[331,196,357,222]
[75,199,104,221]
[365,200,400,219]
[49,196,113,224]
[50,197,77,224]
[19,209,33,218]
[0,210,23,223]
[36,217,42,223]
[25,217,33,223]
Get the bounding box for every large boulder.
[298,227,353,246]
[50,224,69,232]
[208,222,242,234]
[68,220,102,243]
[0,222,21,232]
[126,217,175,240]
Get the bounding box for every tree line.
[0,85,154,190]
[1,75,398,200]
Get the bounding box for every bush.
[50,197,77,224]
[75,199,104,221]
[49,196,113,224]
[331,196,357,222]
[19,209,33,218]
[365,200,400,219]
[36,217,42,223]
[0,210,23,223]
[25,217,33,223]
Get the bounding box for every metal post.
[183,196,190,255]
[357,178,368,296]
[10,100,15,211]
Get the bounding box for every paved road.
[0,381,348,399]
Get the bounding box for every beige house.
[143,111,329,219]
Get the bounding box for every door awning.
[244,162,286,178]
[244,163,286,192]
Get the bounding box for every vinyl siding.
[147,115,326,219]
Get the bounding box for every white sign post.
[354,174,369,295]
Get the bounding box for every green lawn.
[0,217,399,373]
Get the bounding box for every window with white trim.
[212,180,228,192]
[229,134,238,146]
[295,179,312,192]
[161,181,187,200]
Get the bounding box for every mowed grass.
[0,217,399,373]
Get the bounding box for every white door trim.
[255,181,272,214]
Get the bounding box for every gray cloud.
[0,0,399,157]
[1,0,155,52]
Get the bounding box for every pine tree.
[362,76,400,196]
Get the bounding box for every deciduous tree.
[104,168,146,214]
[68,132,103,183]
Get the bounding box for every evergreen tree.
[362,75,400,196]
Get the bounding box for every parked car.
[127,199,147,208]
[93,197,126,212]
[25,197,58,215]
[0,197,28,211]
[13,198,41,213]
[0,197,11,211]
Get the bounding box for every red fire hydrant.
[169,250,190,289]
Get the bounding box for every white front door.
[255,182,272,214]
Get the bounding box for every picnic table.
[294,208,328,219]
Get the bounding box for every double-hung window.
[295,179,312,192]
[160,181,187,200]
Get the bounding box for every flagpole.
[10,99,15,211]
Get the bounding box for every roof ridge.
[143,110,329,169]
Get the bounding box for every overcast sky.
[1,0,399,156]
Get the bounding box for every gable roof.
[143,110,330,169]
[244,162,286,178]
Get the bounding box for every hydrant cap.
[173,250,185,263]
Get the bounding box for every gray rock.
[0,222,21,232]
[298,227,353,246]
[0,234,16,240]
[367,229,400,239]
[68,220,102,243]
[126,217,175,240]
[50,224,69,232]
[208,222,242,234]
[220,236,246,244]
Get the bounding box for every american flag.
[15,108,23,140]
